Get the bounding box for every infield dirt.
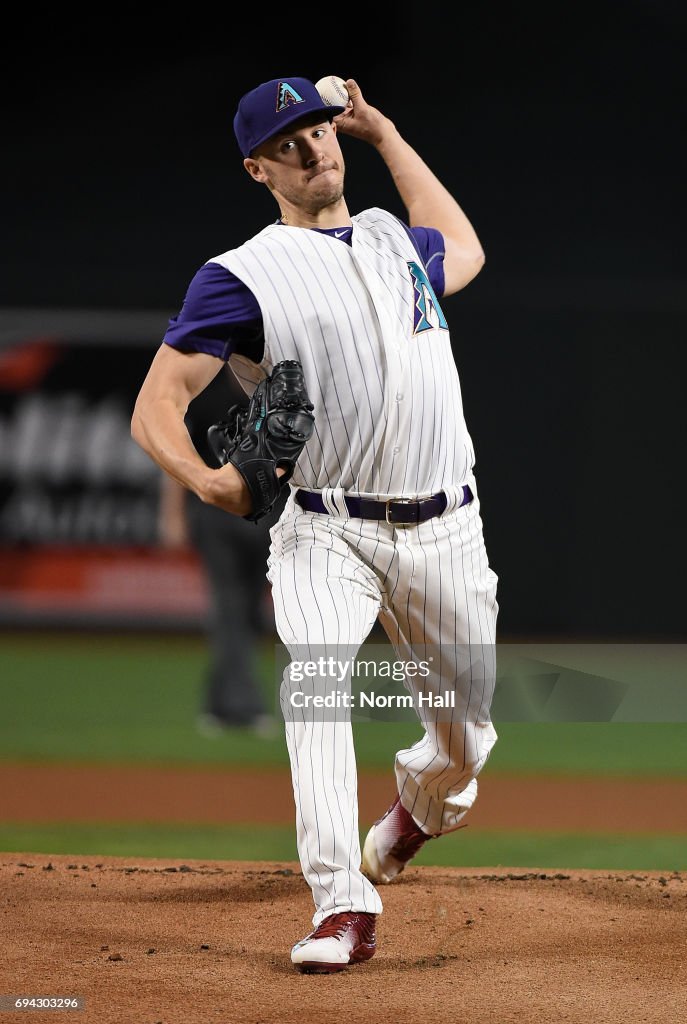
[1,854,685,1024]
[2,763,686,831]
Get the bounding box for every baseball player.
[131,76,499,974]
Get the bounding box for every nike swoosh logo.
[334,230,348,238]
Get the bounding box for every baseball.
[315,75,349,108]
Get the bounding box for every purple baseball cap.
[233,77,346,158]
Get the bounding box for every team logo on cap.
[276,81,305,112]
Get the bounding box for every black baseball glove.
[207,360,315,523]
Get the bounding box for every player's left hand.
[207,360,315,523]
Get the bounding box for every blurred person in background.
[158,365,285,737]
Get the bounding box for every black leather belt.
[294,486,473,526]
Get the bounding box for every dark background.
[3,2,685,638]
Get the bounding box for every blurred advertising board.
[0,310,209,627]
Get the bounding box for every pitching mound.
[1,855,684,1024]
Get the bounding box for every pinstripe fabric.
[268,490,498,925]
[379,492,499,836]
[217,207,498,926]
[269,505,384,923]
[212,208,475,498]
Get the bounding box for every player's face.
[245,117,346,216]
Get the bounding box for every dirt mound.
[1,855,685,1024]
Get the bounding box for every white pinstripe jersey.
[211,207,476,499]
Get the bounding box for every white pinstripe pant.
[267,482,499,925]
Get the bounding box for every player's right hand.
[333,80,395,149]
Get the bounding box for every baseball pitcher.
[131,75,499,974]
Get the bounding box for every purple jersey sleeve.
[408,227,446,297]
[163,225,446,360]
[162,261,262,360]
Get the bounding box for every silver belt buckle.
[386,497,417,527]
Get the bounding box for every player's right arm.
[131,344,253,516]
[335,80,485,296]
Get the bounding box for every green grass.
[0,823,298,862]
[357,721,687,777]
[1,633,686,775]
[1,823,685,871]
[0,633,287,766]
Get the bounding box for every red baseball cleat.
[361,795,435,884]
[291,911,377,973]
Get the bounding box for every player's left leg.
[363,487,499,882]
[267,501,385,928]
